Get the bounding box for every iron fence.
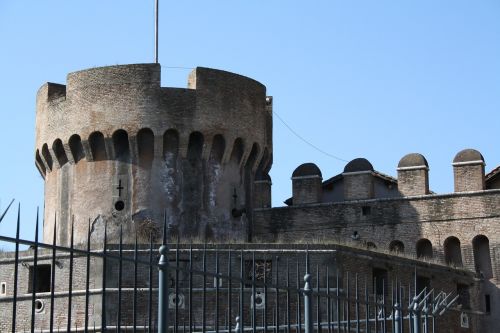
[0,206,458,333]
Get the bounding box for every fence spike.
[0,198,14,223]
[30,209,39,333]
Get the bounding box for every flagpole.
[155,0,159,63]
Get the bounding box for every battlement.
[287,149,496,206]
[35,64,272,177]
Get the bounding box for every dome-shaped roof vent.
[344,158,373,173]
[292,163,322,178]
[453,149,484,164]
[398,153,428,168]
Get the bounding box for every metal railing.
[0,205,459,333]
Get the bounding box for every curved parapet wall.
[35,64,272,245]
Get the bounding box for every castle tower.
[35,64,272,245]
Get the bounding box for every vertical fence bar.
[275,256,280,333]
[316,265,321,333]
[158,216,169,333]
[364,279,369,333]
[296,261,302,333]
[84,219,91,333]
[346,272,350,332]
[215,246,220,333]
[286,259,291,333]
[374,277,379,333]
[133,235,138,333]
[228,248,233,333]
[67,219,75,333]
[240,250,245,333]
[11,205,20,333]
[30,214,39,333]
[175,241,180,333]
[391,281,395,333]
[49,219,57,333]
[336,271,340,333]
[382,279,387,333]
[303,256,312,333]
[102,222,108,331]
[252,251,256,333]
[189,245,193,333]
[355,274,359,333]
[148,234,153,333]
[117,227,123,332]
[326,267,331,333]
[202,244,207,333]
[408,285,412,333]
[264,255,268,333]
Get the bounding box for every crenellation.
[453,149,486,192]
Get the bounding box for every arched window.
[137,128,154,167]
[209,134,225,164]
[163,129,179,160]
[35,150,46,175]
[229,138,244,164]
[444,236,462,266]
[112,130,130,162]
[472,235,493,279]
[52,139,68,167]
[41,143,53,171]
[68,134,84,163]
[389,240,405,253]
[187,132,204,165]
[245,143,260,170]
[416,239,433,259]
[256,147,270,179]
[89,132,107,161]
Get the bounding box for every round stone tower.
[35,64,273,245]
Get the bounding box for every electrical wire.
[163,66,349,163]
[272,111,349,163]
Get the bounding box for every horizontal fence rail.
[0,207,459,333]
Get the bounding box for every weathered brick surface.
[34,64,273,246]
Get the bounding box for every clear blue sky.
[0,1,499,241]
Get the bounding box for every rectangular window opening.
[28,264,51,293]
[372,268,388,297]
[362,206,371,216]
[485,294,491,314]
[457,283,470,310]
[1,282,6,295]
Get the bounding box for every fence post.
[303,273,313,333]
[412,297,421,333]
[394,303,401,333]
[158,244,170,333]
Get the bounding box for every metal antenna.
[155,0,159,63]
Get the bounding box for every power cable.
[272,111,349,163]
